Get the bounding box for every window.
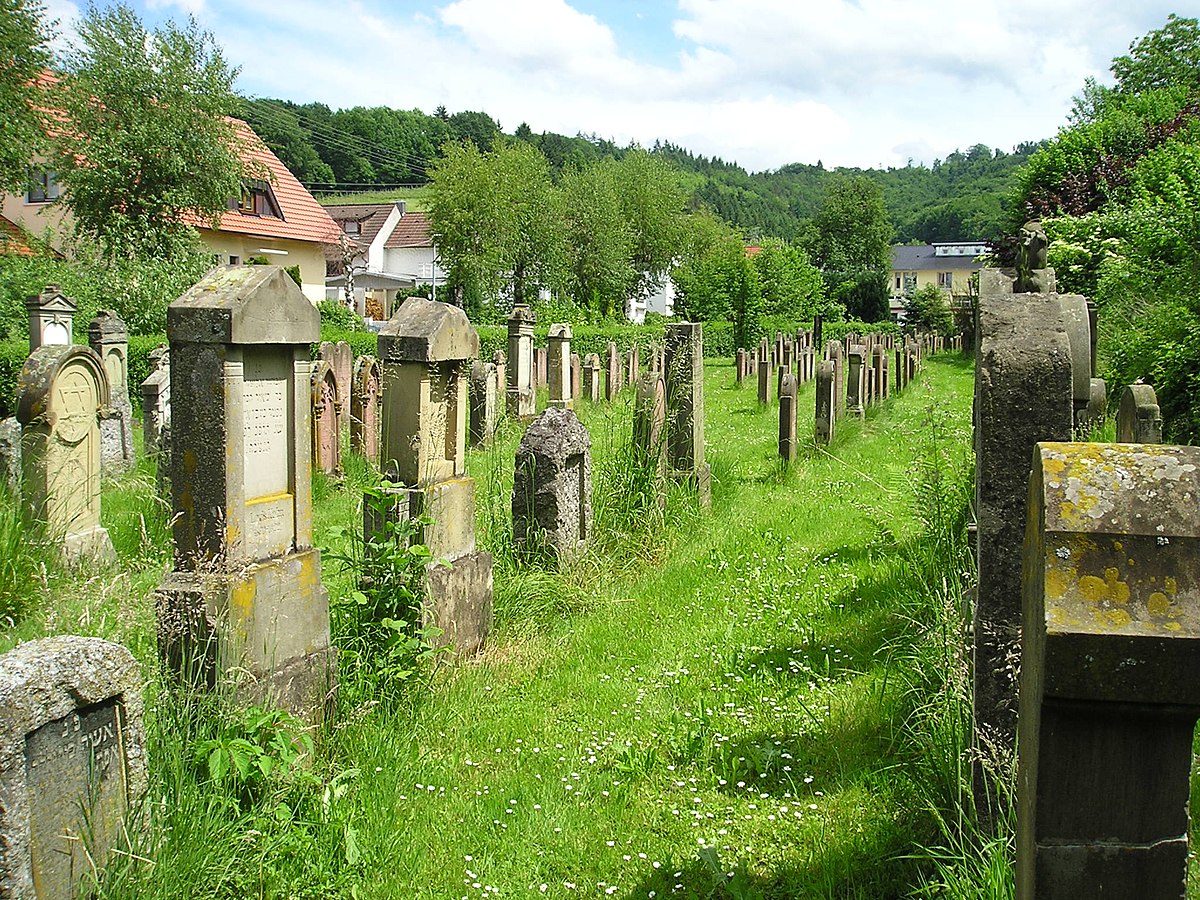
[894,275,901,290]
[902,273,917,292]
[232,180,282,218]
[343,220,361,235]
[418,262,434,280]
[27,170,60,203]
[229,255,240,265]
[938,272,953,289]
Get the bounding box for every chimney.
[395,200,407,216]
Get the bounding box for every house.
[322,201,444,321]
[0,213,59,258]
[2,117,341,302]
[890,241,988,318]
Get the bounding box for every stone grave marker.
[973,284,1073,820]
[492,349,507,407]
[625,344,639,387]
[664,322,711,507]
[319,340,353,437]
[506,304,536,418]
[535,346,548,390]
[311,361,342,476]
[547,323,572,409]
[779,373,797,462]
[633,372,667,506]
[26,285,75,352]
[846,345,866,417]
[513,407,592,563]
[757,345,771,405]
[140,345,170,456]
[735,348,747,385]
[88,311,134,475]
[605,341,621,400]
[0,636,147,900]
[16,344,115,563]
[350,355,382,464]
[373,296,493,655]
[571,352,582,402]
[469,359,498,447]
[582,353,601,402]
[155,266,333,722]
[1116,384,1162,444]
[825,341,844,419]
[815,360,834,444]
[1019,442,1200,899]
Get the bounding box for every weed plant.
[0,477,55,626]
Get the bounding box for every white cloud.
[146,0,206,14]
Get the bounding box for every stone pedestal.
[88,311,134,476]
[506,304,536,419]
[154,266,334,723]
[779,373,797,462]
[547,323,572,409]
[665,322,710,507]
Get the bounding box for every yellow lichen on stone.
[1148,591,1171,618]
[1078,575,1108,604]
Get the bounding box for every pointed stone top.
[26,284,75,313]
[508,303,536,324]
[378,296,479,363]
[168,265,318,345]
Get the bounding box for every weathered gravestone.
[0,417,20,490]
[605,341,621,401]
[664,322,711,507]
[1116,384,1162,444]
[140,345,170,456]
[873,345,888,402]
[535,346,548,390]
[846,345,866,417]
[894,346,905,392]
[310,361,342,476]
[506,304,536,419]
[16,345,115,563]
[814,360,835,445]
[0,636,148,900]
[1057,293,1095,426]
[757,346,771,406]
[1018,442,1200,900]
[973,286,1073,819]
[775,363,790,402]
[735,348,747,385]
[350,355,381,464]
[625,344,639,387]
[319,340,353,437]
[825,341,844,419]
[88,311,134,476]
[1076,377,1107,434]
[582,353,601,403]
[633,372,667,507]
[374,297,493,655]
[26,286,75,352]
[155,266,334,722]
[469,359,498,447]
[492,350,506,409]
[547,323,573,409]
[779,373,797,463]
[513,407,592,563]
[571,352,582,402]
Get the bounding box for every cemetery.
[5,251,1200,899]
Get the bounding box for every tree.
[1112,14,1200,97]
[51,3,246,259]
[611,149,687,302]
[749,238,826,322]
[904,284,954,336]
[671,211,763,346]
[0,0,53,192]
[803,174,893,273]
[560,158,634,318]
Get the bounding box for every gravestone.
[582,353,601,403]
[1116,384,1162,444]
[547,323,572,409]
[815,360,834,444]
[1056,294,1094,425]
[140,345,170,456]
[625,344,639,387]
[319,340,353,438]
[16,345,115,563]
[1076,377,1107,434]
[775,363,790,402]
[664,322,711,507]
[492,350,507,410]
[88,311,135,475]
[155,266,334,722]
[469,359,498,447]
[506,304,536,419]
[310,361,342,476]
[1019,442,1200,899]
[605,341,621,401]
[571,352,582,402]
[633,372,667,507]
[350,355,382,464]
[0,636,147,900]
[0,417,20,490]
[973,285,1073,820]
[512,407,592,564]
[825,341,844,419]
[873,345,888,401]
[846,345,866,417]
[894,346,905,392]
[779,373,797,463]
[26,285,75,352]
[535,346,548,390]
[757,346,771,405]
[735,348,747,385]
[374,296,493,655]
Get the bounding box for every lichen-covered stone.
[512,408,592,563]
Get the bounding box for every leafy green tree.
[492,138,566,308]
[671,212,763,346]
[1112,14,1200,96]
[449,110,501,153]
[240,98,334,183]
[829,270,889,323]
[749,238,826,322]
[51,2,246,259]
[611,149,687,302]
[803,174,893,272]
[903,284,954,336]
[561,158,634,318]
[0,0,52,192]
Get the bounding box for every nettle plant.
[326,483,447,703]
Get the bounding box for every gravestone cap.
[168,265,318,345]
[508,303,536,324]
[87,309,128,344]
[25,284,75,314]
[548,323,572,340]
[518,407,591,463]
[378,296,479,363]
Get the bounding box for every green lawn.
[3,353,981,899]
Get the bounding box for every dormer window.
[230,180,282,218]
[27,169,60,203]
[343,220,361,235]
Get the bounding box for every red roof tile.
[0,214,59,257]
[384,210,432,249]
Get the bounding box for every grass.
[4,352,989,898]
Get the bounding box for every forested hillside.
[239,96,1040,244]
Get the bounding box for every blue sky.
[45,0,1187,172]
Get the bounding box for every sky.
[42,0,1187,173]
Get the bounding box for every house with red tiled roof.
[3,117,340,302]
[0,213,60,258]
[321,200,444,320]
